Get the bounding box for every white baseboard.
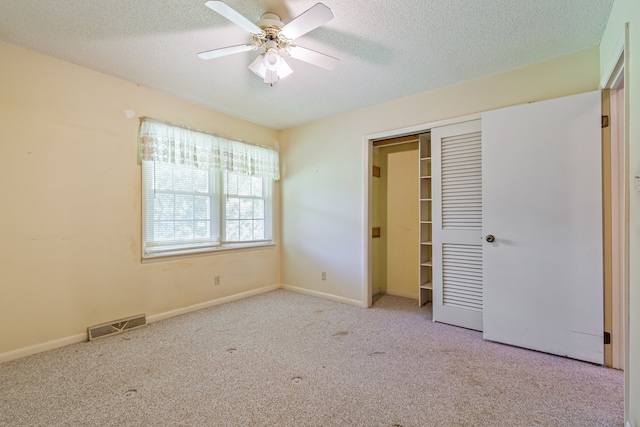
[280,285,367,307]
[0,333,86,364]
[0,285,280,364]
[147,285,280,323]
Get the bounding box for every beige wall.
[279,47,600,304]
[0,41,281,359]
[381,144,419,299]
[600,1,640,423]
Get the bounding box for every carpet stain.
[124,389,137,398]
[292,376,303,384]
[368,351,386,356]
[332,331,349,337]
[226,348,237,354]
[466,375,484,386]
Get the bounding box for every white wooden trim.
[147,285,280,323]
[364,134,373,308]
[281,285,367,308]
[600,33,626,89]
[0,333,87,363]
[610,83,625,370]
[622,24,630,421]
[602,23,630,422]
[364,113,482,142]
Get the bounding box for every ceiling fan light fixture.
[248,49,292,85]
[264,69,279,85]
[277,57,293,79]
[264,48,282,71]
[249,54,266,77]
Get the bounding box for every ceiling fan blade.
[197,44,254,60]
[280,3,334,41]
[288,45,339,70]
[204,1,262,34]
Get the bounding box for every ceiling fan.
[198,1,339,85]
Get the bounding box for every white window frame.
[142,161,274,259]
[222,170,273,245]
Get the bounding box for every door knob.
[485,234,495,243]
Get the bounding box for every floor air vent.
[88,314,146,341]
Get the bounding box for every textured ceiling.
[0,0,613,129]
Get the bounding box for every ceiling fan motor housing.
[254,13,290,51]
[257,13,284,29]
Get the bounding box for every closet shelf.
[419,133,433,308]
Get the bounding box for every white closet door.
[482,91,603,364]
[432,120,483,331]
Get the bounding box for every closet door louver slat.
[443,243,483,311]
[441,131,482,230]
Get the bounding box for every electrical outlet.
[214,275,221,286]
[321,272,326,281]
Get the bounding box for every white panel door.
[482,91,603,364]
[432,120,483,331]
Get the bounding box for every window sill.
[141,242,276,263]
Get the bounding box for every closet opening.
[370,132,429,306]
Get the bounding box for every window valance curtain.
[138,118,280,180]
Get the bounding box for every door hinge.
[602,115,610,128]
[604,331,611,345]
[372,165,381,178]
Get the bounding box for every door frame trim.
[603,56,626,370]
[601,23,629,421]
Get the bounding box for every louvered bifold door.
[431,119,483,331]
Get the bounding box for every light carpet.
[0,290,624,426]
